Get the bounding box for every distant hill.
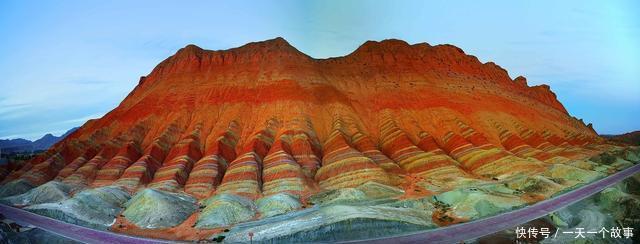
[0,138,31,149]
[0,127,79,153]
[602,131,640,146]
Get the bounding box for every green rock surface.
[196,193,256,229]
[543,164,605,186]
[309,188,368,206]
[597,187,640,220]
[220,204,435,243]
[433,186,527,220]
[256,193,301,218]
[356,181,404,198]
[122,188,197,229]
[1,181,73,206]
[308,182,404,206]
[0,179,35,198]
[25,186,130,230]
[621,147,640,162]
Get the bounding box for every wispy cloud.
[55,113,105,125]
[0,103,32,116]
[66,79,112,85]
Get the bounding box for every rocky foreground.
[0,38,638,242]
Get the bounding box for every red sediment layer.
[62,138,125,186]
[114,123,181,189]
[185,122,239,198]
[93,141,143,186]
[496,125,555,162]
[442,132,502,171]
[290,131,322,177]
[262,133,309,196]
[18,154,65,186]
[379,114,467,179]
[315,118,389,189]
[0,38,609,223]
[351,131,404,174]
[149,126,203,191]
[216,122,277,199]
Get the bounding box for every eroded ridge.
[439,121,545,179]
[148,124,204,192]
[215,118,278,199]
[289,117,323,178]
[0,128,110,197]
[379,111,469,182]
[315,116,390,189]
[114,122,182,190]
[350,122,404,175]
[2,38,637,242]
[262,120,315,197]
[92,124,149,187]
[493,122,568,164]
[185,121,239,198]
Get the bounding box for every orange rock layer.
[1,38,603,200]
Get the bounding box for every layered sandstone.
[1,38,636,242]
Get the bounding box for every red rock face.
[1,37,601,196]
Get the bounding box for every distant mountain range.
[0,127,79,153]
[602,131,640,146]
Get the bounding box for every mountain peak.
[0,38,616,242]
[359,39,412,49]
[233,37,304,56]
[141,37,311,84]
[1,127,78,152]
[41,133,55,138]
[264,36,290,46]
[349,39,415,57]
[176,44,204,55]
[170,44,205,62]
[514,76,528,86]
[132,38,570,116]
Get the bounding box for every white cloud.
[56,113,105,125]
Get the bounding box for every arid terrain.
[0,38,638,242]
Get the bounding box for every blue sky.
[0,0,638,140]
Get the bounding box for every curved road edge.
[1,163,639,244]
[0,203,176,244]
[346,163,640,244]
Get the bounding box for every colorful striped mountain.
[1,38,638,242]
